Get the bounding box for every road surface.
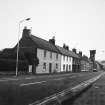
[0,71,103,105]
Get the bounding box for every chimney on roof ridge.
[22,26,31,38]
[66,46,69,50]
[63,44,69,50]
[79,51,82,57]
[63,43,66,49]
[72,48,77,54]
[49,36,55,45]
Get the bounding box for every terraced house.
[16,27,80,74]
[57,45,73,72]
[18,27,61,74]
[56,45,80,72]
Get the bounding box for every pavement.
[0,71,104,105]
[68,71,105,105]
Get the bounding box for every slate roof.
[56,46,79,58]
[17,28,80,58]
[29,35,60,53]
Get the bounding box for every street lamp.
[16,18,30,76]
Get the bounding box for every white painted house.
[36,48,61,73]
[56,45,80,72]
[57,46,73,72]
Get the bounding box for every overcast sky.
[0,0,105,60]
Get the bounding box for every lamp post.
[16,18,30,76]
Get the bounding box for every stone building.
[16,27,61,74]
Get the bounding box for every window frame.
[56,53,58,60]
[56,63,58,69]
[66,64,68,71]
[50,52,52,59]
[63,56,65,61]
[67,56,68,61]
[69,65,71,70]
[63,64,65,71]
[43,62,46,70]
[44,50,47,58]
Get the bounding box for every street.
[0,71,103,105]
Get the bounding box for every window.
[69,65,71,70]
[56,53,58,60]
[66,64,68,71]
[73,59,75,64]
[69,57,71,61]
[50,52,52,59]
[43,63,46,70]
[44,50,47,58]
[63,64,65,71]
[67,56,68,61]
[63,56,65,61]
[56,63,58,69]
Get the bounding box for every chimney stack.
[49,36,55,45]
[79,51,82,57]
[72,48,77,54]
[22,26,31,38]
[63,43,66,49]
[63,44,69,50]
[66,46,69,50]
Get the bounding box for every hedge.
[0,59,28,72]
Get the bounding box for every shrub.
[0,59,28,72]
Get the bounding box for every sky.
[0,0,105,60]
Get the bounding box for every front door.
[49,63,52,73]
[29,65,32,73]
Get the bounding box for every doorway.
[49,63,52,73]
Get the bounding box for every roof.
[56,46,79,58]
[30,35,60,53]
[17,28,79,58]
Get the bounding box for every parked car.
[93,69,97,72]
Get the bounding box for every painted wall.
[61,55,73,72]
[36,48,61,73]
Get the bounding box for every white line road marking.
[20,81,46,87]
[53,78,65,81]
[4,78,18,80]
[25,77,36,79]
[0,78,18,82]
[20,77,68,87]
